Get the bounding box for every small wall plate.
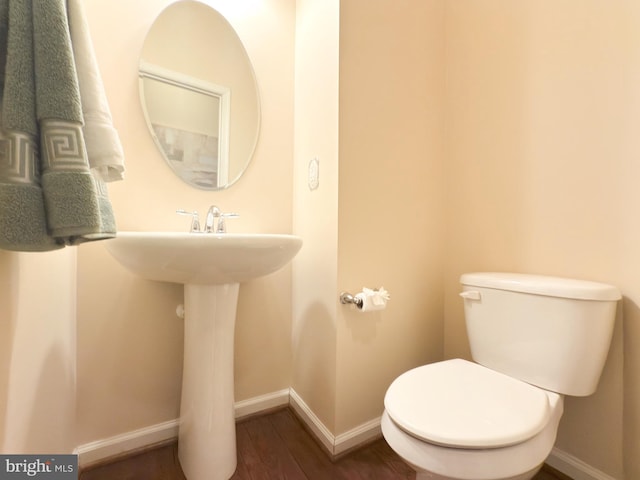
[308,157,319,191]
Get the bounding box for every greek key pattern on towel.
[0,130,39,184]
[40,119,89,172]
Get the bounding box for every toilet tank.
[460,272,621,396]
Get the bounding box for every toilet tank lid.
[460,272,621,301]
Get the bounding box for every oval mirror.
[139,1,260,190]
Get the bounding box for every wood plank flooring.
[80,408,571,480]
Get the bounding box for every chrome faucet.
[204,205,221,232]
[205,205,239,233]
[178,206,238,233]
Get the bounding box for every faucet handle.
[176,209,201,232]
[216,212,239,233]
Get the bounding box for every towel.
[0,1,8,94]
[67,0,125,182]
[0,0,60,251]
[0,0,118,251]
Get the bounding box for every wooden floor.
[80,408,570,480]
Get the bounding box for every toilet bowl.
[382,359,564,480]
[381,272,620,480]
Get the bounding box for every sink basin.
[104,231,302,285]
[104,230,302,480]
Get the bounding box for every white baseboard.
[288,388,335,453]
[289,388,381,457]
[77,389,290,468]
[546,447,619,480]
[75,419,179,467]
[334,417,382,456]
[234,388,290,420]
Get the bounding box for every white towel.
[67,0,125,182]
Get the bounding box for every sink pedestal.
[103,232,302,480]
[178,283,240,480]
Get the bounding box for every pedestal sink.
[104,232,302,480]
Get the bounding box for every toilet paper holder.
[340,287,390,311]
[340,291,364,308]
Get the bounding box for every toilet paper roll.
[354,287,389,312]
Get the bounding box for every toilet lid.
[384,359,552,449]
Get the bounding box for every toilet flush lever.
[459,290,481,301]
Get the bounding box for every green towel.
[0,0,60,251]
[0,0,117,251]
[33,0,116,244]
[0,1,9,103]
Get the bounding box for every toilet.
[381,272,621,480]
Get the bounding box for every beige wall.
[291,0,445,437]
[291,0,340,431]
[0,250,76,454]
[444,1,640,478]
[77,0,296,445]
[335,0,445,434]
[0,253,11,448]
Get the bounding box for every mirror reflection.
[139,0,260,190]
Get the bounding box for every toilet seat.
[384,359,553,449]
